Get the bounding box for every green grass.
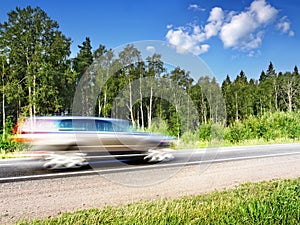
[16,178,300,225]
[173,137,300,150]
[0,143,29,159]
[220,137,300,147]
[0,150,27,159]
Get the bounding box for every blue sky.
[0,0,299,83]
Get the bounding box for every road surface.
[0,143,300,224]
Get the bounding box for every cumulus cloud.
[165,27,209,55]
[165,0,294,55]
[249,0,278,24]
[205,7,224,39]
[220,0,277,50]
[220,12,258,49]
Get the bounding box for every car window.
[58,119,114,132]
[96,120,114,132]
[111,120,132,132]
[47,118,133,132]
[58,119,73,130]
[58,119,86,131]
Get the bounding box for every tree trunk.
[33,73,36,117]
[128,81,135,127]
[201,92,207,124]
[287,81,293,112]
[2,61,5,141]
[235,92,239,121]
[28,86,33,119]
[274,80,278,111]
[147,87,153,129]
[98,98,101,117]
[2,90,5,141]
[139,77,144,130]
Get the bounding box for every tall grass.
[17,178,300,225]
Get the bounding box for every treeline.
[0,6,300,142]
[222,62,300,125]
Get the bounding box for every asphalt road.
[1,143,300,182]
[1,143,300,224]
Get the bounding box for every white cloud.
[188,4,205,12]
[247,49,261,57]
[242,31,264,51]
[208,7,224,22]
[146,46,156,54]
[220,0,277,50]
[166,24,173,29]
[276,16,294,36]
[220,12,257,48]
[249,0,278,24]
[205,7,224,39]
[165,27,209,55]
[165,0,293,55]
[289,31,295,37]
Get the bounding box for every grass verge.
[16,178,299,225]
[174,137,300,150]
[0,148,28,159]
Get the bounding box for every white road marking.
[0,163,13,167]
[0,151,300,183]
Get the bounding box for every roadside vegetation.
[0,116,27,158]
[153,111,300,149]
[1,111,300,158]
[16,177,299,224]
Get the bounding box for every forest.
[1,6,300,150]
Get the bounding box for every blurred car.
[12,116,174,169]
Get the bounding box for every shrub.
[223,112,300,143]
[198,123,212,141]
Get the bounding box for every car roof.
[24,116,129,122]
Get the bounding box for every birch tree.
[0,6,72,118]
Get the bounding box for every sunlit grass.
[220,138,300,147]
[0,149,28,159]
[173,137,300,150]
[17,178,300,225]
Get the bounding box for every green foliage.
[145,118,169,136]
[0,116,25,153]
[179,131,198,145]
[224,112,300,143]
[198,123,212,141]
[17,178,300,225]
[198,122,225,144]
[0,6,72,119]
